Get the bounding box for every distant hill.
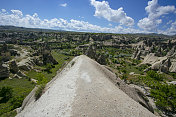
[0,25,174,38]
[133,33,172,38]
[0,25,65,33]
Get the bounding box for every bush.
[0,110,16,117]
[132,59,141,65]
[169,72,176,79]
[122,69,127,73]
[71,61,75,67]
[150,84,176,113]
[35,84,45,100]
[1,52,11,62]
[9,96,24,109]
[44,63,52,73]
[0,86,13,103]
[147,70,163,81]
[138,64,149,71]
[36,73,48,85]
[112,58,119,64]
[137,72,176,113]
[122,74,127,82]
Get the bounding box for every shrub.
[138,64,148,71]
[169,72,176,79]
[122,74,127,82]
[112,58,119,64]
[35,84,45,100]
[9,96,24,109]
[0,86,13,102]
[150,84,176,113]
[44,63,52,73]
[147,70,163,81]
[0,110,17,117]
[138,73,176,113]
[36,73,48,85]
[71,61,75,67]
[122,69,127,73]
[1,52,11,62]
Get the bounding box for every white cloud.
[1,9,175,35]
[11,9,23,17]
[166,20,173,25]
[0,9,144,34]
[60,3,67,7]
[168,21,176,34]
[138,0,176,31]
[108,23,112,26]
[159,20,176,35]
[138,18,162,32]
[1,9,6,13]
[79,16,84,19]
[90,0,134,26]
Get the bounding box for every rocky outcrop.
[142,53,159,65]
[155,46,162,57]
[13,74,22,79]
[167,46,175,56]
[96,54,107,65]
[159,58,171,72]
[108,72,154,113]
[17,57,34,71]
[169,60,176,73]
[119,83,154,113]
[91,34,112,41]
[8,60,27,78]
[9,60,19,73]
[42,50,58,65]
[132,39,176,73]
[33,56,43,66]
[127,84,154,113]
[85,45,96,59]
[135,50,141,60]
[85,45,107,65]
[132,49,138,59]
[9,49,20,56]
[16,55,155,117]
[150,57,168,71]
[142,53,176,73]
[0,63,9,79]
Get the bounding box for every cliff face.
[16,55,155,117]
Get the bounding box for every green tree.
[0,86,13,102]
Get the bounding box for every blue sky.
[0,0,176,35]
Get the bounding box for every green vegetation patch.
[35,84,45,100]
[131,70,176,114]
[0,78,35,116]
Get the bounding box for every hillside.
[0,25,64,33]
[0,26,176,116]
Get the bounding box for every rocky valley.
[0,26,176,117]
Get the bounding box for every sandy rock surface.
[16,55,156,117]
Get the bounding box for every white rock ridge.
[16,55,156,117]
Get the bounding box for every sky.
[0,0,176,35]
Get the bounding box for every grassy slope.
[0,78,35,116]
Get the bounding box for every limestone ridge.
[132,40,176,73]
[16,55,156,117]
